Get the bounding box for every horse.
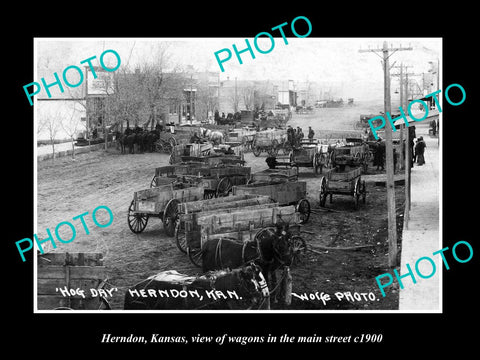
[200,127,224,145]
[125,133,137,154]
[123,263,270,310]
[201,224,293,301]
[147,130,160,152]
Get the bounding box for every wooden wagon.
[174,195,304,267]
[252,129,288,157]
[227,127,257,150]
[169,142,214,164]
[155,127,198,154]
[151,164,251,199]
[232,180,311,224]
[318,165,366,210]
[330,138,370,173]
[289,140,329,174]
[127,182,205,237]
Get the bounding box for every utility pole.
[359,41,412,267]
[392,64,414,170]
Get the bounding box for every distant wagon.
[318,165,366,210]
[330,138,370,173]
[289,139,329,174]
[252,129,288,157]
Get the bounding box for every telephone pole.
[359,41,412,267]
[392,64,414,170]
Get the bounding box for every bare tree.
[40,109,62,160]
[242,86,255,111]
[61,102,83,160]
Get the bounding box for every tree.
[242,86,255,111]
[40,109,62,160]
[61,102,83,160]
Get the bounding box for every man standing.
[308,126,315,140]
[415,136,426,166]
[373,139,385,171]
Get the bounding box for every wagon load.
[37,252,110,310]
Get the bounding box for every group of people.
[287,126,315,147]
[371,126,427,171]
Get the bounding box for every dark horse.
[202,224,293,300]
[124,263,269,310]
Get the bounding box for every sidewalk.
[398,122,440,311]
[36,141,114,161]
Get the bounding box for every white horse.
[200,127,224,145]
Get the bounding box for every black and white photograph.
[7,9,477,353]
[31,37,442,312]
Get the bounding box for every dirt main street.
[36,101,403,311]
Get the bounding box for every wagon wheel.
[216,177,232,197]
[290,235,307,265]
[163,198,180,237]
[150,175,157,188]
[187,247,202,268]
[268,140,279,156]
[353,178,362,210]
[174,222,187,254]
[361,180,367,204]
[127,199,149,234]
[319,176,328,207]
[296,198,311,224]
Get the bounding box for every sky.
[35,37,441,102]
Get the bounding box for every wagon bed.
[128,182,205,236]
[176,197,301,266]
[318,166,366,209]
[232,180,311,224]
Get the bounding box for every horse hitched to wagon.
[174,194,306,268]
